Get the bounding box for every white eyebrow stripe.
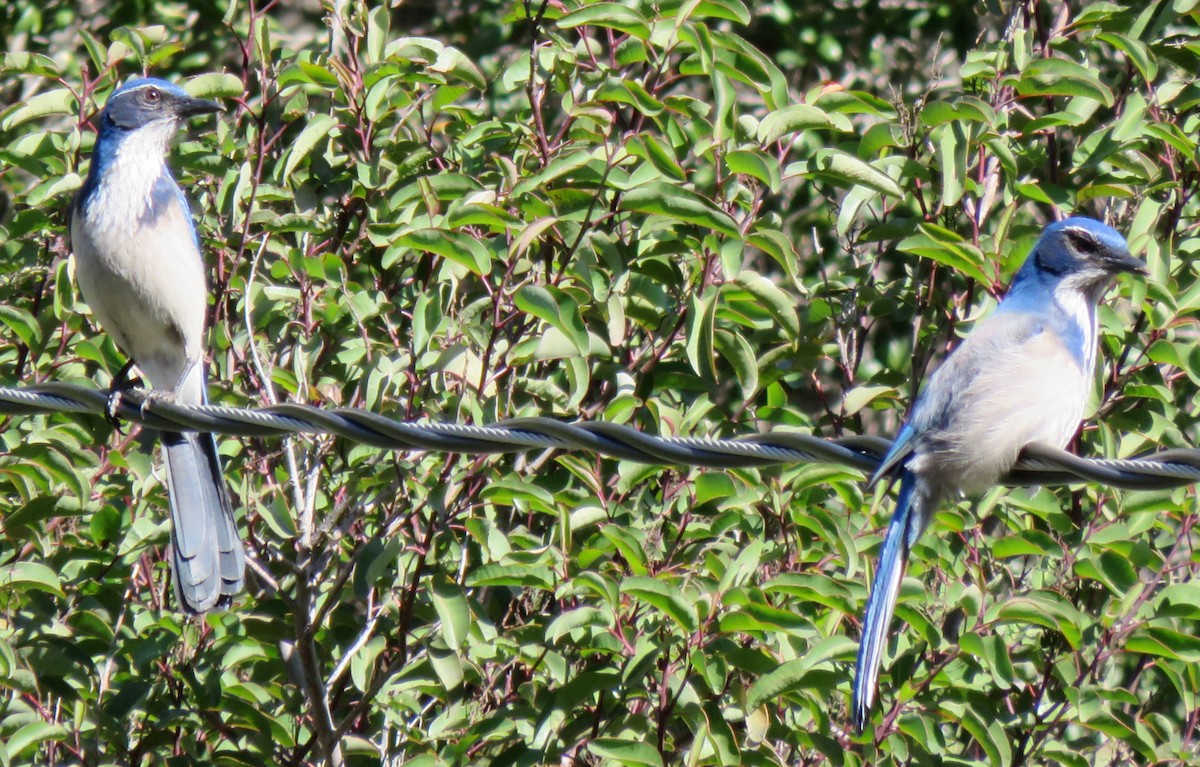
[116,82,180,100]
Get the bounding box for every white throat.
[86,120,178,231]
[1052,278,1099,373]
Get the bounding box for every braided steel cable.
[4,382,1199,490]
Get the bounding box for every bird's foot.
[105,361,143,432]
[138,388,178,420]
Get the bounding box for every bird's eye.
[1066,229,1099,255]
[144,87,161,103]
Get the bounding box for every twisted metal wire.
[3,382,1200,491]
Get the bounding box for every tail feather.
[852,470,927,731]
[162,430,245,613]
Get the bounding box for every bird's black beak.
[177,95,223,119]
[1109,250,1148,275]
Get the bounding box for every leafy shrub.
[0,1,1198,764]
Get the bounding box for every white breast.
[910,298,1095,494]
[71,130,209,397]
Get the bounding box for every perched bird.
[852,217,1145,730]
[71,78,245,613]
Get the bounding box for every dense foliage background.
[1,0,1199,764]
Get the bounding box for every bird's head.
[1022,217,1146,301]
[98,78,221,140]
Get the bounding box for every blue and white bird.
[851,217,1145,730]
[71,78,245,613]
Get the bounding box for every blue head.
[1008,217,1145,303]
[98,78,221,137]
[79,78,222,207]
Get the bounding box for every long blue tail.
[852,470,919,730]
[162,430,245,613]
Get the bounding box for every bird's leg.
[105,358,141,431]
[138,357,200,419]
[168,357,198,397]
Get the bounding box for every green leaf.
[1074,549,1138,593]
[600,525,648,576]
[897,224,990,284]
[747,229,799,275]
[588,737,664,767]
[511,150,595,197]
[558,3,651,39]
[514,285,590,356]
[719,601,809,634]
[257,498,298,539]
[1157,583,1200,619]
[1097,32,1157,83]
[593,77,665,116]
[729,270,800,339]
[920,97,996,126]
[808,149,902,197]
[992,530,1062,559]
[694,473,735,506]
[725,149,781,192]
[429,645,464,691]
[993,591,1082,649]
[184,72,244,99]
[622,576,698,633]
[389,228,491,275]
[430,575,472,651]
[746,658,824,710]
[428,44,487,90]
[757,104,835,143]
[7,722,68,759]
[294,59,340,87]
[546,607,609,643]
[627,135,687,182]
[685,0,752,25]
[0,305,40,348]
[2,87,75,129]
[0,562,65,597]
[937,120,967,207]
[956,709,1012,766]
[1016,58,1115,106]
[467,564,555,590]
[842,385,898,416]
[282,113,338,179]
[620,181,740,236]
[3,51,60,76]
[686,290,717,381]
[1125,626,1200,662]
[714,329,758,397]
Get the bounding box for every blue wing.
[869,421,916,488]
